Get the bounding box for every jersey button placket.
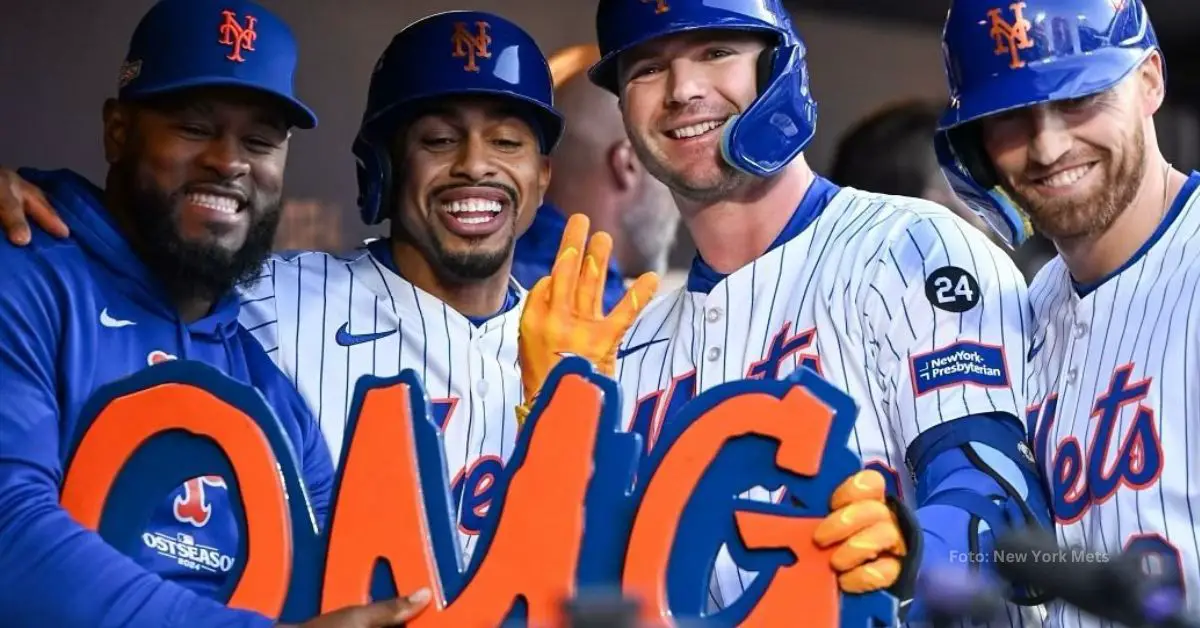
[1064,297,1092,387]
[701,292,725,388]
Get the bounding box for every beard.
[394,187,519,284]
[115,162,282,303]
[1006,124,1146,242]
[425,225,514,281]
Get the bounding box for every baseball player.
[517,0,1055,623]
[233,11,607,567]
[936,0,1200,624]
[0,0,433,625]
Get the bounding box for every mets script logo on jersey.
[219,10,258,63]
[429,396,503,536]
[909,341,1009,396]
[1030,364,1164,525]
[452,21,492,72]
[641,0,670,14]
[988,2,1034,69]
[142,530,236,574]
[630,322,820,454]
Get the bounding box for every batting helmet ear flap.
[934,127,1031,249]
[720,41,817,177]
[353,132,392,226]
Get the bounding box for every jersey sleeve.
[863,213,1030,448]
[0,248,273,628]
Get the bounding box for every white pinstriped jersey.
[1028,173,1200,628]
[615,178,1039,625]
[236,242,524,563]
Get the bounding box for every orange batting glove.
[812,469,910,594]
[517,213,659,427]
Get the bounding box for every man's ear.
[537,154,552,207]
[607,138,640,193]
[102,99,131,165]
[1139,51,1166,117]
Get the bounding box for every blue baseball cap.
[117,0,317,129]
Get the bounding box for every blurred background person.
[273,198,345,252]
[829,99,1056,281]
[512,43,680,311]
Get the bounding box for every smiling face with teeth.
[616,31,768,202]
[979,57,1166,242]
[389,96,549,283]
[103,87,291,304]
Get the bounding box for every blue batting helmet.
[935,0,1160,249]
[119,0,316,129]
[589,0,817,178]
[352,11,564,225]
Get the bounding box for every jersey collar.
[366,237,521,326]
[686,175,841,294]
[1073,170,1200,297]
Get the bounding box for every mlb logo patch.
[910,341,1009,396]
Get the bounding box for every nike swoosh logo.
[616,338,669,359]
[335,323,398,347]
[99,307,136,328]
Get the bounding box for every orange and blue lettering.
[1047,364,1164,524]
[65,357,899,625]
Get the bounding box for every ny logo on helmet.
[452,21,492,72]
[988,2,1034,69]
[641,0,670,14]
[218,10,258,63]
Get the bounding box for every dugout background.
[2,0,1198,272]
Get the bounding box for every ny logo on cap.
[641,0,670,14]
[452,21,492,72]
[219,10,258,63]
[988,2,1033,69]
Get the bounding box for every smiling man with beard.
[0,0,440,626]
[937,0,1200,625]
[103,86,288,320]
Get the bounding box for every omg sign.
[60,357,897,626]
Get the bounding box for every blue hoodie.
[0,169,334,627]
